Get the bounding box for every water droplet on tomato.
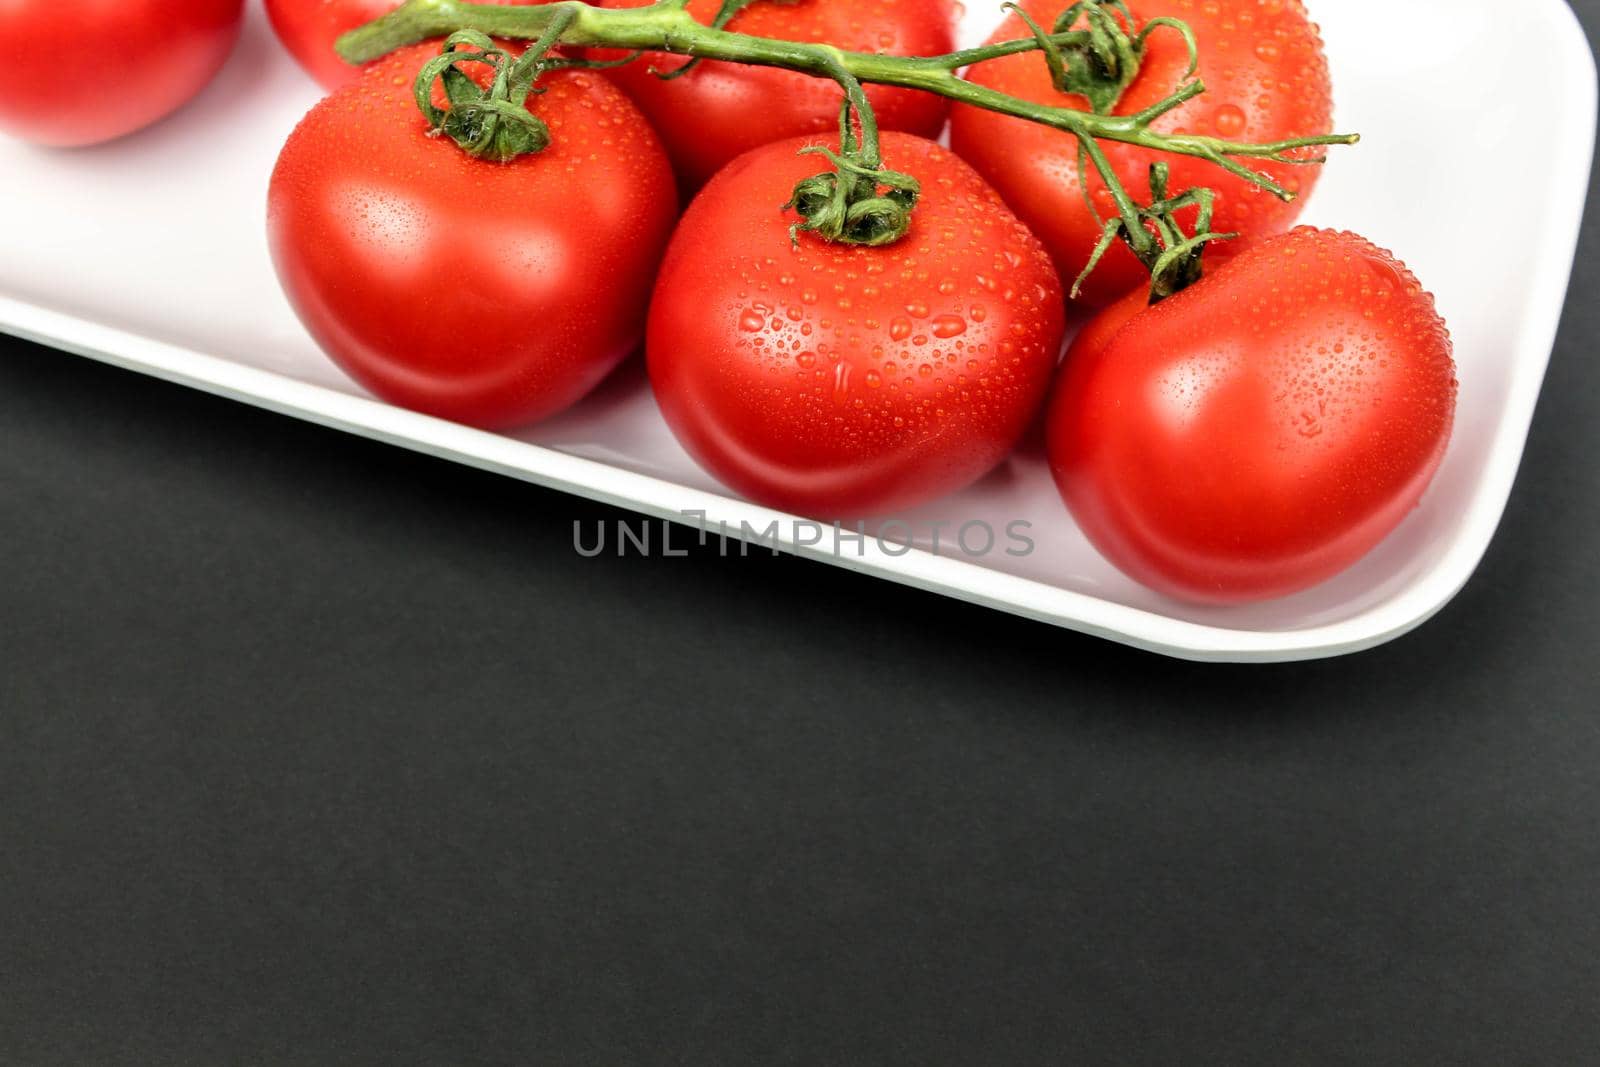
[1214,104,1247,137]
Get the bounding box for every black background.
[3,4,1598,1063]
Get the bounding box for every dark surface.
[3,10,1599,1067]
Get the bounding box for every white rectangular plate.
[1,1,1593,662]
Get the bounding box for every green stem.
[909,31,1097,71]
[337,0,1357,204]
[504,6,576,90]
[1076,131,1153,259]
[820,56,879,167]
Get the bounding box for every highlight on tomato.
[264,0,542,91]
[267,39,677,429]
[0,0,244,147]
[1047,227,1458,604]
[648,129,1066,517]
[589,0,957,189]
[950,0,1334,308]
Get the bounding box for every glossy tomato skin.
[649,132,1065,517]
[1048,229,1457,604]
[0,0,242,146]
[950,0,1333,308]
[264,0,539,90]
[590,0,955,189]
[268,46,677,429]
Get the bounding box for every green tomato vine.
[337,0,1359,298]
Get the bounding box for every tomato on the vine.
[268,45,678,429]
[649,132,1065,516]
[0,0,243,146]
[265,0,542,91]
[590,0,956,188]
[951,0,1333,308]
[1048,228,1457,604]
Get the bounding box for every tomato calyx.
[1006,0,1197,115]
[411,13,580,162]
[784,98,921,248]
[785,148,920,248]
[1074,162,1235,303]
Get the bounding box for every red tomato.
[0,0,242,146]
[264,0,541,90]
[268,45,678,429]
[590,0,956,188]
[1047,228,1458,604]
[649,132,1065,516]
[950,0,1333,308]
